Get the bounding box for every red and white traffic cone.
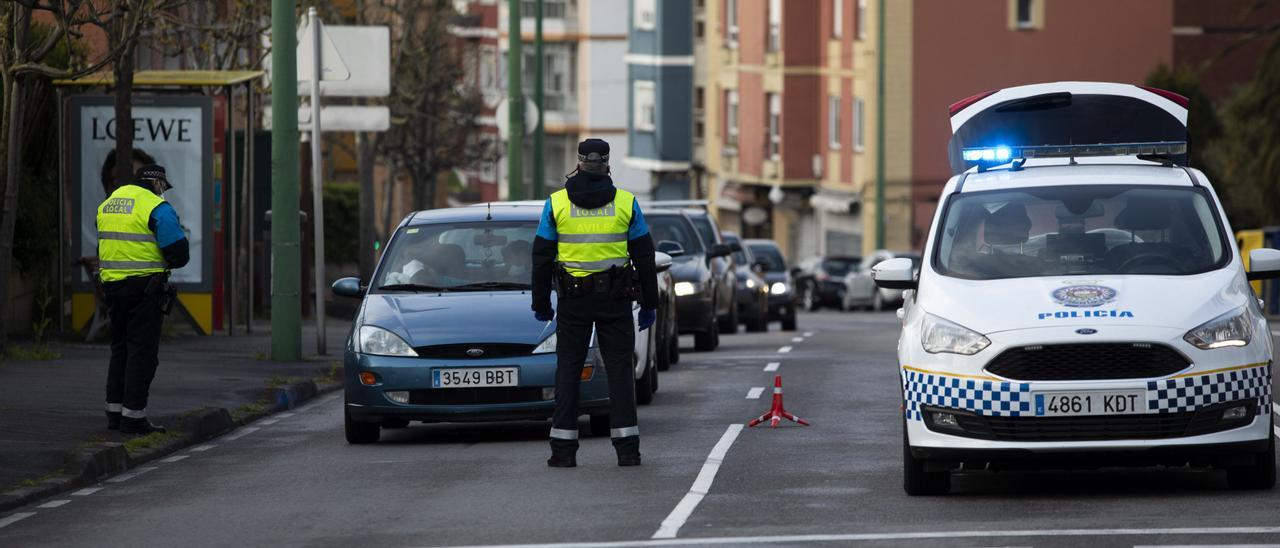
[747,375,810,428]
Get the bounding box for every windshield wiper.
[377,283,449,293]
[450,281,533,291]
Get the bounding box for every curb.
[0,379,343,513]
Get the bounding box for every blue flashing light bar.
[961,141,1187,165]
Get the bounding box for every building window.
[854,97,865,151]
[635,0,656,31]
[1011,0,1041,30]
[695,120,704,144]
[634,81,656,132]
[726,0,739,46]
[696,20,705,39]
[479,45,498,94]
[855,0,866,40]
[1016,0,1033,27]
[695,86,704,112]
[767,0,781,52]
[767,93,781,160]
[522,43,576,112]
[832,0,842,39]
[522,0,572,19]
[725,89,739,147]
[828,96,841,150]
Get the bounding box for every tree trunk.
[112,33,138,187]
[0,5,30,353]
[357,132,376,281]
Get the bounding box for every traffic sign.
[296,17,350,83]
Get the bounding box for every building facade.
[625,0,696,200]
[1172,0,1280,102]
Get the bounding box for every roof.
[958,160,1196,194]
[408,203,542,226]
[55,70,264,87]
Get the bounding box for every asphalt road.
[2,311,1279,547]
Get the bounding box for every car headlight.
[674,281,700,296]
[921,313,990,355]
[745,278,757,289]
[358,325,417,357]
[532,332,557,354]
[770,282,788,295]
[1184,306,1253,349]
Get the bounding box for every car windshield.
[649,214,705,254]
[689,215,719,248]
[749,244,787,272]
[934,185,1228,280]
[821,258,859,276]
[374,221,537,291]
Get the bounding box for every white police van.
[875,82,1278,495]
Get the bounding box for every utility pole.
[532,0,545,199]
[874,0,886,250]
[308,7,327,355]
[270,0,302,361]
[507,0,524,201]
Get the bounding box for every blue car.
[331,203,668,444]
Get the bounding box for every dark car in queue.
[331,203,673,443]
[645,209,733,351]
[722,231,770,332]
[682,209,741,335]
[745,239,798,331]
[794,255,861,311]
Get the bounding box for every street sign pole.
[309,7,327,355]
[507,0,524,201]
[271,0,302,361]
[532,0,545,199]
[874,0,886,250]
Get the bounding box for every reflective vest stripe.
[558,232,629,244]
[99,260,166,270]
[98,231,156,242]
[560,258,630,271]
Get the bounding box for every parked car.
[645,209,733,351]
[793,256,861,311]
[744,239,798,331]
[653,250,680,371]
[722,231,770,332]
[679,208,740,335]
[332,202,673,444]
[842,250,921,311]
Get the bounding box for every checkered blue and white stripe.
[1146,364,1271,415]
[901,369,1032,421]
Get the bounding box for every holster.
[145,272,177,315]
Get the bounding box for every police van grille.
[984,343,1190,381]
[413,343,538,359]
[923,401,1254,442]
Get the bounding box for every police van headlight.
[674,282,700,297]
[533,333,557,354]
[358,325,418,357]
[921,314,990,355]
[1184,306,1253,350]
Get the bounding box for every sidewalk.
[0,320,350,508]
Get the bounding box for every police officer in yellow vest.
[97,164,189,434]
[532,139,659,467]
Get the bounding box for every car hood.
[918,268,1251,334]
[359,291,555,347]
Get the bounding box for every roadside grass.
[8,469,65,491]
[231,400,268,422]
[1,344,62,362]
[314,361,342,386]
[123,431,182,457]
[266,375,300,389]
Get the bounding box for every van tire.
[1226,430,1276,490]
[903,421,950,496]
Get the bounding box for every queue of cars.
[330,200,795,443]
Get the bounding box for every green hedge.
[323,182,359,264]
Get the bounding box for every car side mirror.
[728,241,743,253]
[655,251,673,273]
[332,277,365,298]
[873,257,917,290]
[1247,248,1280,280]
[656,240,684,257]
[709,243,732,258]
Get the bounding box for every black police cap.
[577,138,610,164]
[136,164,172,191]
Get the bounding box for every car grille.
[921,401,1254,442]
[984,343,1190,381]
[408,387,547,405]
[413,343,537,360]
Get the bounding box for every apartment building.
[624,0,696,200]
[1172,0,1280,101]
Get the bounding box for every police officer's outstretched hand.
[638,308,656,331]
[535,308,555,322]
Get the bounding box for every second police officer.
[531,138,659,468]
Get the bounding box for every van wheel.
[656,330,672,371]
[695,307,718,351]
[1226,429,1276,489]
[802,286,819,311]
[873,292,886,312]
[903,421,950,495]
[344,404,380,444]
[589,414,610,437]
[381,419,410,429]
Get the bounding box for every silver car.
[841,250,921,311]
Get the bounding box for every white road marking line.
[71,487,101,496]
[790,337,803,343]
[746,387,764,399]
[259,418,279,426]
[652,424,744,540]
[277,412,295,418]
[222,427,260,441]
[106,466,157,483]
[764,362,780,372]
[37,500,70,509]
[803,331,813,337]
[1135,545,1280,547]
[777,346,792,353]
[442,526,1280,548]
[189,445,216,452]
[1271,329,1280,336]
[0,512,36,529]
[161,455,189,463]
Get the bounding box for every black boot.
[106,411,122,431]
[547,454,577,468]
[617,454,642,467]
[120,417,167,435]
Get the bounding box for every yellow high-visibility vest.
[96,184,167,282]
[550,189,634,277]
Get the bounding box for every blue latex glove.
[534,309,555,322]
[638,308,656,331]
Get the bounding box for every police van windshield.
[648,215,705,255]
[374,221,536,291]
[933,185,1229,280]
